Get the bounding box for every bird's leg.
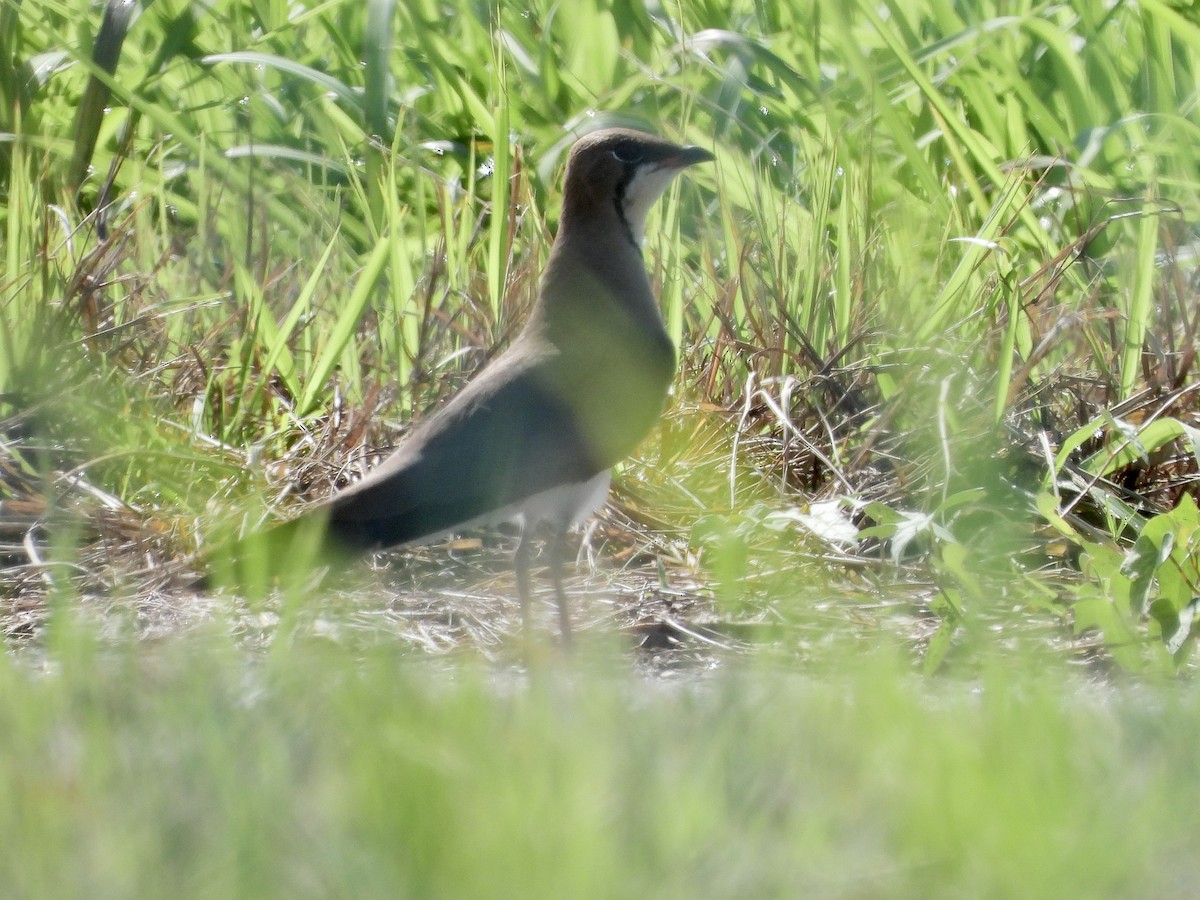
[549,524,574,649]
[514,526,534,644]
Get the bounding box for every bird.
[204,127,714,644]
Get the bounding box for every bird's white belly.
[510,469,612,530]
[461,469,611,534]
[387,471,611,550]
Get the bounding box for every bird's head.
[561,128,714,246]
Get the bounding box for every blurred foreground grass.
[3,623,1197,899]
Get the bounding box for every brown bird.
[206,127,713,644]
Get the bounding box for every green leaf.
[937,542,984,602]
[1072,597,1145,672]
[1083,417,1189,479]
[1035,491,1079,539]
[922,606,958,675]
[1165,598,1200,656]
[1120,530,1174,616]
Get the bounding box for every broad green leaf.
[1120,530,1174,616]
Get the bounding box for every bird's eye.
[610,144,642,164]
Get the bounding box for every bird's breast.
[535,310,673,470]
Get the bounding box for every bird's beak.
[664,145,716,168]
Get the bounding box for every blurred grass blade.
[683,29,815,102]
[1121,206,1160,399]
[223,144,350,178]
[363,0,395,225]
[202,52,365,117]
[0,0,23,127]
[363,0,394,142]
[487,49,510,315]
[69,0,136,190]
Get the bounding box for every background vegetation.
[2,0,1199,894]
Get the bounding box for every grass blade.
[68,0,136,190]
[297,233,392,416]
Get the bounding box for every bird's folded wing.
[320,359,604,549]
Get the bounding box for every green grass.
[3,0,1200,892]
[5,625,1199,899]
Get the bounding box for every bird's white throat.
[621,165,684,245]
